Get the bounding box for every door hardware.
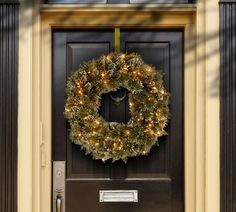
[99,190,138,202]
[109,90,127,105]
[53,161,65,212]
[56,195,62,212]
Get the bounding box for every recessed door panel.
[124,41,170,178]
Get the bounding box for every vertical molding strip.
[0,3,19,212]
[220,1,236,212]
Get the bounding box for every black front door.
[52,29,184,212]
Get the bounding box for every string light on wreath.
[64,52,170,163]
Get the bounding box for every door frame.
[18,2,220,212]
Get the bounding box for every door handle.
[56,195,62,212]
[53,161,65,212]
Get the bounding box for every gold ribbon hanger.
[114,28,121,52]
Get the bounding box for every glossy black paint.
[52,29,184,212]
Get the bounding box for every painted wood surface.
[46,0,192,4]
[0,3,18,212]
[220,1,236,212]
[52,29,184,212]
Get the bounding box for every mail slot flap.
[99,190,138,202]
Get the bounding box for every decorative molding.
[47,0,106,3]
[220,1,236,212]
[130,0,188,3]
[0,0,19,4]
[40,3,197,12]
[219,0,236,3]
[0,3,18,212]
[46,0,194,3]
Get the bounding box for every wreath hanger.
[109,90,127,104]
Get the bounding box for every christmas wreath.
[64,52,170,162]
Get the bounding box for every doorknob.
[53,161,65,212]
[56,195,62,212]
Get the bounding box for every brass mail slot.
[99,190,138,202]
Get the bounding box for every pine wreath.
[64,52,170,163]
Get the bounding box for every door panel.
[121,31,184,212]
[123,42,170,178]
[52,29,184,212]
[53,30,114,178]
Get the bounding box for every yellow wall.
[18,1,220,212]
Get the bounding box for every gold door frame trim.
[18,2,220,212]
